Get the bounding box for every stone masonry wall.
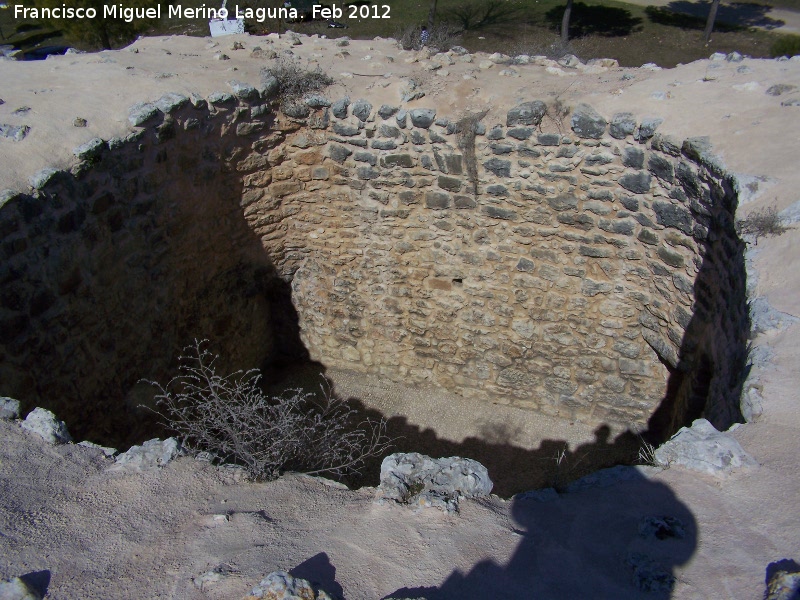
[275,100,748,430]
[0,80,748,442]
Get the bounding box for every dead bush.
[261,56,334,104]
[735,205,790,245]
[145,340,390,482]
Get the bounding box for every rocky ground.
[1,33,800,599]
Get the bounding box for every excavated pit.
[0,94,751,493]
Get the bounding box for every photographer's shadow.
[386,468,696,599]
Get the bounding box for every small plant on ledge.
[144,340,390,482]
[735,204,790,246]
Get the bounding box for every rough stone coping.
[654,418,759,477]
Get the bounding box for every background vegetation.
[1,0,797,65]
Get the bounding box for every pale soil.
[1,34,800,599]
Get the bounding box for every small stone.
[0,124,30,142]
[332,122,359,137]
[438,175,462,192]
[0,397,21,420]
[483,158,511,177]
[507,127,533,140]
[225,80,258,101]
[652,201,693,235]
[409,108,436,129]
[619,171,652,194]
[378,104,399,119]
[558,54,581,68]
[154,92,189,113]
[506,101,547,127]
[608,113,636,140]
[482,206,517,220]
[331,96,350,119]
[516,258,535,272]
[636,117,663,141]
[571,103,607,139]
[207,91,235,105]
[351,99,372,121]
[107,438,181,473]
[377,452,492,513]
[73,117,87,127]
[0,577,42,600]
[486,126,504,140]
[657,245,684,268]
[247,571,334,599]
[638,516,686,540]
[329,144,352,163]
[29,167,60,189]
[654,418,758,476]
[766,84,796,96]
[282,101,310,119]
[73,138,106,161]
[765,559,800,600]
[260,73,279,99]
[537,133,560,146]
[395,109,408,128]
[128,102,159,126]
[21,407,72,445]
[78,441,118,457]
[425,191,451,209]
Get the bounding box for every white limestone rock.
[20,408,72,445]
[0,577,42,600]
[0,397,21,420]
[378,452,493,512]
[654,418,758,476]
[245,571,334,600]
[106,437,181,473]
[78,440,118,457]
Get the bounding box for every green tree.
[27,0,160,49]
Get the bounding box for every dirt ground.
[1,34,800,599]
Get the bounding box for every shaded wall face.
[0,93,748,445]
[0,106,280,445]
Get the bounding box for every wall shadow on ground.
[270,361,645,496]
[651,1,784,30]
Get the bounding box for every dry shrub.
[261,56,334,104]
[736,205,790,245]
[146,340,390,482]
